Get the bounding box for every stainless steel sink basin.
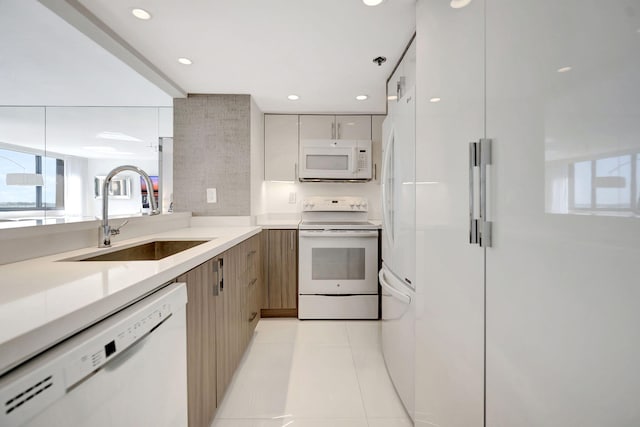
[68,240,211,261]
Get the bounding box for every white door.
[485,1,640,425]
[393,86,416,286]
[380,266,415,419]
[335,115,371,140]
[415,0,486,426]
[381,86,416,287]
[299,115,335,139]
[264,114,298,181]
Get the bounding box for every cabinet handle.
[337,122,341,139]
[468,139,493,247]
[248,312,258,322]
[212,260,220,296]
[290,232,294,251]
[218,258,224,291]
[469,142,478,245]
[374,163,377,181]
[479,138,492,248]
[331,122,336,139]
[248,278,257,288]
[294,162,298,181]
[247,250,256,260]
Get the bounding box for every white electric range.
[298,197,379,319]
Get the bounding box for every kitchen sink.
[66,240,211,261]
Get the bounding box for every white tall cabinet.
[416,1,640,426]
[264,115,298,181]
[415,1,485,425]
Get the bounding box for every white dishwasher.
[0,282,188,427]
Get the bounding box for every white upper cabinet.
[264,114,298,181]
[299,115,371,140]
[335,115,371,140]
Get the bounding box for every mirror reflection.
[0,106,172,226]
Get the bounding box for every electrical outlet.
[289,192,296,204]
[207,188,217,203]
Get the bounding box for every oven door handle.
[299,230,379,238]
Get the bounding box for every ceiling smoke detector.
[373,56,387,66]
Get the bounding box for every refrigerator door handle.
[381,126,394,247]
[379,269,411,305]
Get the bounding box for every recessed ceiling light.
[450,0,472,8]
[178,57,193,65]
[287,94,299,101]
[131,8,151,20]
[429,97,441,103]
[356,95,368,101]
[387,95,398,101]
[363,0,384,6]
[557,66,572,73]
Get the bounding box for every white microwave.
[298,139,372,181]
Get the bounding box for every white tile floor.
[212,319,412,427]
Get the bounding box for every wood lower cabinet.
[178,258,220,427]
[261,229,298,317]
[179,233,262,427]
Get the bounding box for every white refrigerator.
[380,42,416,420]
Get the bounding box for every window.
[569,152,638,213]
[0,148,64,211]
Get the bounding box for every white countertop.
[0,225,260,375]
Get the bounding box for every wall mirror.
[0,106,173,228]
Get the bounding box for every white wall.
[87,158,158,218]
[250,97,265,217]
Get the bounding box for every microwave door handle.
[352,147,358,175]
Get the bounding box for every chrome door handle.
[469,142,479,245]
[331,122,336,139]
[469,139,492,247]
[337,122,341,139]
[479,138,492,248]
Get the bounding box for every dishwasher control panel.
[65,302,172,387]
[0,283,186,427]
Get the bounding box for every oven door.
[299,229,379,294]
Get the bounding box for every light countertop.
[0,225,260,375]
[257,220,300,229]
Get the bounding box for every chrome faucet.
[99,165,159,247]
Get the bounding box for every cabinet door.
[264,114,298,181]
[299,115,336,139]
[178,259,217,427]
[215,250,234,405]
[415,0,486,426]
[267,229,298,310]
[246,235,261,336]
[336,115,371,140]
[485,1,640,425]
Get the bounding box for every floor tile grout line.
[346,321,374,423]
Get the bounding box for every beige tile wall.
[173,94,251,215]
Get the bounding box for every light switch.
[207,188,217,203]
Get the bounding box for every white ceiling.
[0,0,172,107]
[75,0,416,113]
